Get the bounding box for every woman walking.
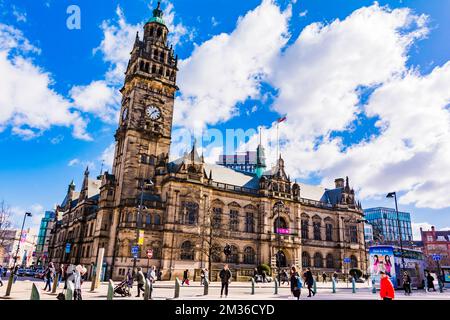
[304,268,315,297]
[290,266,302,300]
[73,265,86,300]
[403,271,412,295]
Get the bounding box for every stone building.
[48,3,367,280]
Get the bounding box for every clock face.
[146,105,161,120]
[122,107,128,121]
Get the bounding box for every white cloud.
[70,80,120,123]
[12,5,27,23]
[68,158,80,166]
[299,10,308,17]
[160,0,193,46]
[0,24,91,140]
[174,0,291,130]
[100,143,115,170]
[411,222,432,240]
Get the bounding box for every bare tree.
[0,200,13,248]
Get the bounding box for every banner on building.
[369,246,397,287]
[138,230,144,245]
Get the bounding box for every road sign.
[65,243,71,253]
[131,245,139,258]
[344,257,351,263]
[147,249,153,259]
[432,254,441,261]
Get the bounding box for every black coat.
[305,271,314,286]
[219,269,232,283]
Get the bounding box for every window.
[326,254,334,268]
[302,252,310,267]
[274,217,288,233]
[301,220,309,239]
[314,252,323,268]
[326,223,333,241]
[183,202,198,225]
[145,214,151,225]
[226,245,238,263]
[350,255,358,268]
[243,247,255,264]
[211,244,222,262]
[230,210,239,231]
[154,214,161,225]
[245,212,254,233]
[427,236,433,242]
[212,207,222,228]
[313,221,321,240]
[350,225,358,243]
[180,241,194,260]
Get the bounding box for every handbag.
[56,292,66,300]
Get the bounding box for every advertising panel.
[369,246,397,287]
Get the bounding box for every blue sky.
[0,0,449,238]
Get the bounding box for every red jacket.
[380,277,395,300]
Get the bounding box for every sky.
[0,0,449,239]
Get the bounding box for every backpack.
[296,276,303,289]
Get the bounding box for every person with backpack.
[219,264,232,298]
[290,266,302,300]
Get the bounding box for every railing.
[210,181,259,195]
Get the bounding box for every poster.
[369,246,397,287]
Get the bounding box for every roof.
[298,183,326,202]
[87,179,101,198]
[204,163,260,189]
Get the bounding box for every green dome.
[147,1,166,26]
[147,16,166,26]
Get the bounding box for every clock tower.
[112,2,178,203]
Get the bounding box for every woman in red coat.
[379,271,395,300]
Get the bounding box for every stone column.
[90,247,105,291]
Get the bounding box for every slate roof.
[204,163,260,189]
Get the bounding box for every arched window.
[302,252,310,267]
[229,210,239,231]
[301,219,309,239]
[152,64,156,74]
[313,221,321,240]
[226,245,238,263]
[245,212,254,233]
[160,51,165,62]
[154,214,161,225]
[326,254,334,268]
[127,212,133,223]
[276,250,287,268]
[180,241,194,260]
[243,247,255,264]
[145,214,151,225]
[325,223,333,241]
[274,217,288,233]
[314,252,323,268]
[159,67,163,75]
[157,28,162,38]
[350,255,358,268]
[145,62,149,72]
[212,207,222,228]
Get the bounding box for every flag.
[277,115,287,123]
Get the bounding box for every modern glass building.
[364,207,413,242]
[36,210,55,255]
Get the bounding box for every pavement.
[1,278,449,300]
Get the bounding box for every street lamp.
[386,192,406,275]
[132,179,153,274]
[274,200,283,283]
[5,211,32,297]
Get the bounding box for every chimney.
[335,178,344,188]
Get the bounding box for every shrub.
[258,264,271,275]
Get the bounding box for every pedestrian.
[135,267,145,297]
[147,265,156,283]
[65,264,74,290]
[322,272,327,283]
[157,268,162,281]
[0,265,3,287]
[333,271,338,283]
[12,265,19,283]
[73,264,86,300]
[204,268,209,284]
[304,268,315,297]
[290,266,302,300]
[426,271,436,292]
[58,263,64,288]
[402,271,412,295]
[200,268,205,285]
[182,269,190,285]
[43,262,54,291]
[253,268,258,281]
[126,268,133,294]
[379,270,395,300]
[262,270,267,283]
[282,269,289,285]
[219,264,232,298]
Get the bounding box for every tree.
[0,200,13,249]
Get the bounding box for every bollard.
[203,279,209,296]
[51,274,59,294]
[65,281,74,300]
[143,279,150,300]
[251,278,255,295]
[107,279,114,300]
[332,278,336,293]
[274,279,278,295]
[313,279,317,294]
[352,277,356,293]
[174,277,181,298]
[30,283,40,300]
[371,279,376,294]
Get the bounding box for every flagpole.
[277,121,279,161]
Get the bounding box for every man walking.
[147,265,156,283]
[426,271,436,292]
[304,268,315,297]
[322,272,327,283]
[403,271,412,295]
[43,262,54,292]
[219,264,232,298]
[333,271,338,283]
[135,267,145,298]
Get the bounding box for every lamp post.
[5,211,32,297]
[132,179,153,274]
[386,192,406,274]
[274,201,283,283]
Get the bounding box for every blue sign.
[432,254,441,261]
[65,243,71,253]
[344,257,351,263]
[131,245,139,258]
